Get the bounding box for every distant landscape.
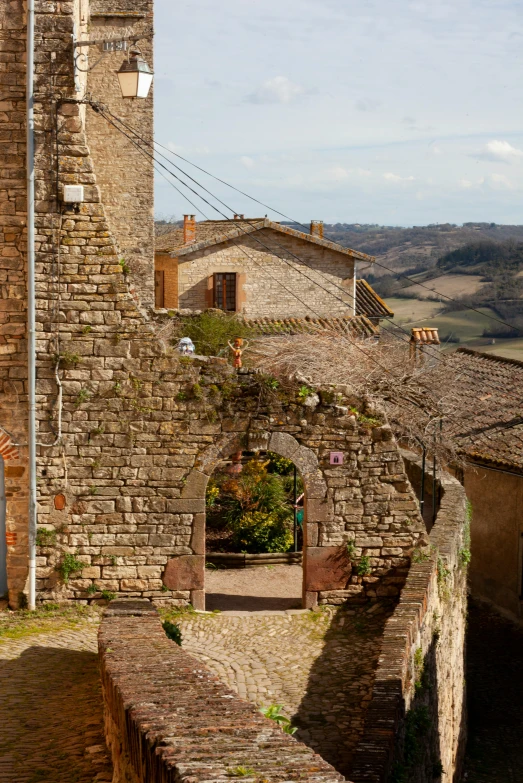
[155,219,523,361]
[321,222,523,361]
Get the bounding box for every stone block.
[306,522,319,547]
[181,469,208,499]
[191,513,205,555]
[306,498,333,523]
[268,431,300,460]
[163,555,204,591]
[293,446,318,477]
[305,546,351,592]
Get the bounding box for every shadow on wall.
[0,645,110,779]
[388,637,444,783]
[291,602,395,780]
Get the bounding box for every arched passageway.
[204,449,305,611]
[171,429,330,611]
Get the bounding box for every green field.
[385,299,523,361]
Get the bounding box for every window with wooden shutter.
[155,270,165,308]
[213,273,237,311]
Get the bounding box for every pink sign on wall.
[330,452,344,465]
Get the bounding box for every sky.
[153,0,523,226]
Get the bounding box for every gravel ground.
[205,564,303,611]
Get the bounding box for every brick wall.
[174,230,356,317]
[352,454,468,783]
[0,0,29,604]
[99,599,345,783]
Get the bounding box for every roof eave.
[169,218,376,262]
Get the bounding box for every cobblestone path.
[178,603,393,779]
[0,623,112,783]
[462,599,523,783]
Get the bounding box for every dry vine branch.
[248,330,476,466]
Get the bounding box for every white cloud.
[458,177,485,189]
[383,172,415,182]
[244,76,305,105]
[240,156,255,169]
[325,166,350,181]
[476,140,523,163]
[489,173,514,190]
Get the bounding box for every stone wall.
[174,230,356,317]
[99,599,345,783]
[34,354,427,610]
[352,454,468,783]
[0,0,425,617]
[0,0,29,601]
[86,0,155,308]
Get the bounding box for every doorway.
[0,457,7,597]
[204,450,304,611]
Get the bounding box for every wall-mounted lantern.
[117,47,154,99]
[73,35,154,98]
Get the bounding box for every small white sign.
[330,452,344,465]
[62,185,84,203]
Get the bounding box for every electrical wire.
[92,105,399,380]
[94,103,523,415]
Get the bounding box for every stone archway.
[164,428,333,610]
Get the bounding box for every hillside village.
[0,2,522,783]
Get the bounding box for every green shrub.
[357,555,371,576]
[177,311,253,357]
[101,590,116,602]
[260,703,297,735]
[36,527,57,547]
[231,511,293,554]
[57,553,84,583]
[163,620,182,645]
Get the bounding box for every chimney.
[410,327,440,366]
[310,220,324,238]
[233,214,245,220]
[183,214,196,244]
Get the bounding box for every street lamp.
[73,35,154,98]
[117,47,154,99]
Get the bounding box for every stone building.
[448,348,523,623]
[155,216,394,324]
[0,2,470,779]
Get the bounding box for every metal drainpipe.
[27,0,36,611]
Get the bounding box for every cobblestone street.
[0,622,112,783]
[178,603,392,779]
[462,599,523,783]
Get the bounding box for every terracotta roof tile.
[355,279,394,318]
[155,218,374,262]
[242,314,378,339]
[448,348,523,472]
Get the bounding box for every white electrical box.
[62,185,84,203]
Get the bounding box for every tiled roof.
[242,314,378,339]
[155,218,374,263]
[355,279,394,319]
[448,348,523,472]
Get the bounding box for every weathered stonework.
[352,454,468,783]
[99,599,345,783]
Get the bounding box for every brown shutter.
[154,270,165,308]
[206,275,214,308]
